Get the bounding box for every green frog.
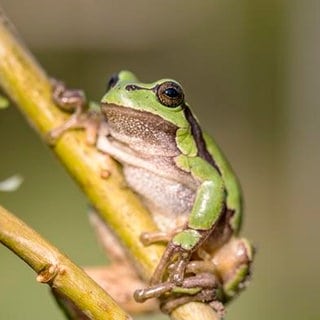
[50,71,253,314]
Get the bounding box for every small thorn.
[36,264,63,283]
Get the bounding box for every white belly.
[123,165,195,231]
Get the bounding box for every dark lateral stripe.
[183,105,222,175]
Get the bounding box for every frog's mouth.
[101,102,178,144]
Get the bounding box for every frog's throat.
[101,102,221,175]
[101,102,178,146]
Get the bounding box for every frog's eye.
[156,81,184,108]
[106,73,119,90]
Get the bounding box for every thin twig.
[0,7,220,320]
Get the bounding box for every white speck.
[0,175,23,192]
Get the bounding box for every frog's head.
[100,71,199,155]
[101,70,190,129]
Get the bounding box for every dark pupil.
[164,87,179,98]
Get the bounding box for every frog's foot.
[209,300,226,318]
[135,272,218,302]
[135,258,218,302]
[51,79,87,113]
[48,79,101,145]
[160,289,225,316]
[135,272,223,314]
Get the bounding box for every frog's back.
[203,132,243,232]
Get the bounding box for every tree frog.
[50,71,253,314]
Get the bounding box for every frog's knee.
[213,237,254,300]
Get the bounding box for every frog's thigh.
[85,265,158,314]
[212,236,253,298]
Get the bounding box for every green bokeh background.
[0,1,319,319]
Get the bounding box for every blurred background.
[0,0,319,319]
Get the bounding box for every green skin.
[98,71,252,302]
[51,71,253,309]
[101,71,241,245]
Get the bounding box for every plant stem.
[0,7,220,320]
[0,206,131,320]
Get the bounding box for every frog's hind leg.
[135,272,223,315]
[184,237,254,302]
[160,288,225,317]
[211,236,254,301]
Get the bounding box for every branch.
[0,206,131,320]
[0,7,220,320]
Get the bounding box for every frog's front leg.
[49,80,101,144]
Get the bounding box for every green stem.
[0,206,131,320]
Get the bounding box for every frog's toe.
[46,126,65,145]
[46,117,77,145]
[160,287,220,314]
[134,281,174,303]
[209,300,226,318]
